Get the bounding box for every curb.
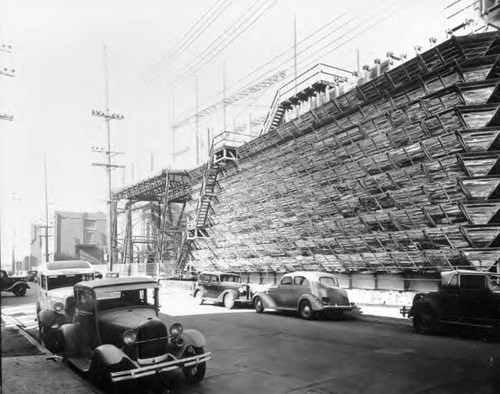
[1,312,51,355]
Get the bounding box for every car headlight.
[123,330,137,345]
[169,322,183,337]
[53,302,64,313]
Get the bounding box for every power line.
[168,0,279,89]
[143,0,232,82]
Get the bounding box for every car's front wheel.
[182,345,206,383]
[299,300,314,320]
[194,290,204,305]
[412,303,438,334]
[13,285,26,296]
[254,296,264,313]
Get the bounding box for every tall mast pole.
[104,45,114,272]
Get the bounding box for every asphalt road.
[2,284,499,394]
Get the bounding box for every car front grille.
[136,319,169,361]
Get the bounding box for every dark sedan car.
[57,276,211,391]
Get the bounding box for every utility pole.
[91,46,124,272]
[44,158,50,262]
[1,43,15,122]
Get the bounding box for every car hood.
[98,308,159,331]
[47,287,74,301]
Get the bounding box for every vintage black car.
[191,271,253,309]
[57,276,211,390]
[401,270,500,335]
[0,269,30,296]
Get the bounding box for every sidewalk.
[1,319,101,394]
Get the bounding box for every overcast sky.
[0,0,454,266]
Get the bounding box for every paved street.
[2,284,499,393]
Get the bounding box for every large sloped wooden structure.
[181,32,500,274]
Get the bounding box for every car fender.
[193,287,204,298]
[252,292,277,309]
[59,323,81,357]
[38,309,58,329]
[6,281,30,292]
[93,344,134,368]
[298,294,323,311]
[411,298,442,320]
[181,329,207,348]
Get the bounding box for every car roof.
[38,260,95,274]
[441,269,491,280]
[199,271,240,276]
[75,276,158,290]
[282,271,336,279]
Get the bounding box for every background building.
[53,211,107,264]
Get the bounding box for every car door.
[439,273,460,321]
[288,276,308,308]
[275,276,293,308]
[207,275,221,298]
[457,274,489,323]
[0,270,9,290]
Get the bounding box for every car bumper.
[400,306,412,317]
[322,305,356,311]
[110,351,212,382]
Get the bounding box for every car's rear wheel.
[299,300,314,320]
[13,285,26,296]
[223,293,235,309]
[254,296,264,313]
[412,303,438,334]
[182,345,206,383]
[195,290,204,305]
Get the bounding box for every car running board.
[68,356,91,372]
[440,320,494,329]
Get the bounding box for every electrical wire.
[143,0,232,82]
[167,0,279,89]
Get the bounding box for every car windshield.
[220,275,240,283]
[47,274,94,291]
[319,277,339,287]
[96,288,158,311]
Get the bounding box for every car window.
[221,275,240,283]
[210,275,219,283]
[200,274,210,282]
[280,276,292,285]
[96,288,157,311]
[447,274,458,287]
[76,289,95,312]
[490,275,500,290]
[294,276,308,285]
[460,275,486,290]
[319,277,339,287]
[0,270,6,278]
[47,274,94,291]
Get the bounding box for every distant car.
[27,270,38,282]
[401,270,500,335]
[36,260,96,351]
[253,271,356,320]
[0,269,30,296]
[192,271,253,309]
[57,276,211,391]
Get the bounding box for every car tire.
[412,302,438,335]
[90,354,116,393]
[254,296,264,313]
[13,285,26,296]
[223,293,235,309]
[299,300,314,320]
[182,345,206,383]
[195,290,204,305]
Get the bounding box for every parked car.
[57,276,211,390]
[400,270,500,335]
[191,271,253,309]
[36,260,96,351]
[27,270,38,282]
[253,271,355,320]
[0,269,30,296]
